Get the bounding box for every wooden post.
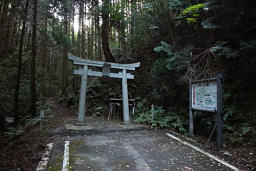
[216,73,223,150]
[78,65,88,122]
[122,69,130,123]
[189,78,194,136]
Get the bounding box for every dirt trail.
[0,98,75,171]
[48,98,74,117]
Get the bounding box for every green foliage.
[181,4,205,15]
[239,41,256,56]
[135,104,186,133]
[36,97,52,114]
[241,123,253,135]
[201,17,218,29]
[0,51,36,114]
[223,123,234,132]
[49,21,71,48]
[222,105,235,132]
[210,42,239,58]
[59,89,78,106]
[178,3,205,23]
[4,128,24,140]
[227,122,255,145]
[154,41,172,56]
[0,56,16,114]
[3,114,41,140]
[223,106,235,122]
[3,96,52,139]
[169,0,186,11]
[22,116,41,129]
[109,1,126,23]
[91,106,107,117]
[153,41,191,72]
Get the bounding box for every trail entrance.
[68,53,140,123]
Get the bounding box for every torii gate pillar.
[122,69,129,123]
[78,65,88,122]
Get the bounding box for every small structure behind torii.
[68,53,140,123]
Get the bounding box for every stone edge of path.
[61,126,153,136]
[36,142,54,171]
[166,133,239,171]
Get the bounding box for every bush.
[134,103,186,133]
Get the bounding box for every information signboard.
[191,81,217,112]
[189,74,223,150]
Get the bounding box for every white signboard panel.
[192,81,217,112]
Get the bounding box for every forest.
[0,0,255,170]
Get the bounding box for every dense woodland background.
[0,0,255,154]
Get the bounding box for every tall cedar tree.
[14,0,29,123]
[31,0,37,116]
[101,0,116,62]
[61,1,68,94]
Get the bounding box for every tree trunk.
[25,29,31,52]
[101,0,116,62]
[71,0,75,53]
[42,9,48,97]
[0,113,5,132]
[3,1,17,58]
[95,0,102,60]
[130,0,136,38]
[97,10,102,60]
[81,2,86,58]
[31,0,37,116]
[0,1,9,58]
[14,20,22,47]
[88,19,91,59]
[14,0,29,123]
[10,18,18,49]
[120,0,127,57]
[61,0,68,95]
[94,11,97,60]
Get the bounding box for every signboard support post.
[78,65,88,122]
[189,78,194,136]
[216,73,223,150]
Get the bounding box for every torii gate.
[68,53,140,123]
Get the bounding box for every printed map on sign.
[192,81,217,112]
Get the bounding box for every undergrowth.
[3,97,52,140]
[134,101,186,133]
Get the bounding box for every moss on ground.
[69,140,85,167]
[46,154,63,171]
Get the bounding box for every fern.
[153,41,191,72]
[154,41,173,56]
[134,105,186,133]
[4,128,24,139]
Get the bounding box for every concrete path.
[46,118,234,171]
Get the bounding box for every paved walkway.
[46,118,234,171]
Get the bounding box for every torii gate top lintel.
[67,53,140,123]
[68,53,140,70]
